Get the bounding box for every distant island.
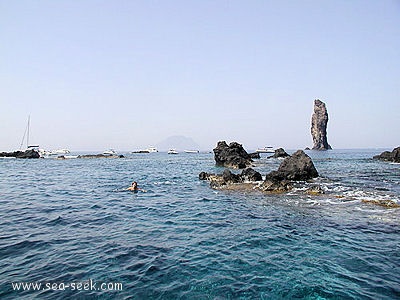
[156,135,202,152]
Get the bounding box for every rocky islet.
[311,99,332,150]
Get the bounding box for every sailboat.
[0,116,41,158]
[0,116,41,159]
[19,116,39,151]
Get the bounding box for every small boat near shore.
[168,149,179,154]
[147,146,158,153]
[256,146,275,153]
[132,146,159,154]
[41,149,71,156]
[184,150,199,153]
[103,149,117,155]
[52,149,70,155]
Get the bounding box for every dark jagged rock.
[0,149,40,159]
[199,172,214,180]
[221,169,242,183]
[268,148,290,159]
[213,141,252,169]
[311,99,332,150]
[271,150,319,181]
[200,150,319,194]
[209,169,243,188]
[249,152,261,159]
[240,168,263,182]
[17,149,40,159]
[373,147,400,163]
[260,151,318,192]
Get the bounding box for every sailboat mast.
[27,115,30,149]
[19,115,30,150]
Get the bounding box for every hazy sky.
[1,0,399,151]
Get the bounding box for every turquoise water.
[0,150,399,299]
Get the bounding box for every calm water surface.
[0,149,399,299]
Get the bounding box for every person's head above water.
[127,181,146,192]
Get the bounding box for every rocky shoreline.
[202,141,320,194]
[373,147,400,163]
[200,141,399,208]
[0,149,40,159]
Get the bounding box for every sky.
[1,0,399,151]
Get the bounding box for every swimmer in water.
[127,181,146,192]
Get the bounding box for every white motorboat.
[103,149,117,155]
[132,150,150,153]
[167,149,179,154]
[53,149,70,154]
[132,146,158,153]
[45,149,71,156]
[256,146,275,153]
[184,150,199,153]
[146,146,158,153]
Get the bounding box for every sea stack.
[311,99,332,150]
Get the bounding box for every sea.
[0,149,399,300]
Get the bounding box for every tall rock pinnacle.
[311,99,332,150]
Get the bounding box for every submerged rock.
[311,99,332,150]
[268,148,290,159]
[260,177,292,193]
[213,141,252,169]
[305,185,325,195]
[199,168,262,189]
[373,147,400,163]
[361,199,400,209]
[209,170,243,188]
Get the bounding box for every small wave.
[153,181,176,185]
[90,204,102,209]
[0,240,47,257]
[324,197,359,205]
[374,187,389,191]
[198,197,213,202]
[45,216,68,226]
[113,188,129,192]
